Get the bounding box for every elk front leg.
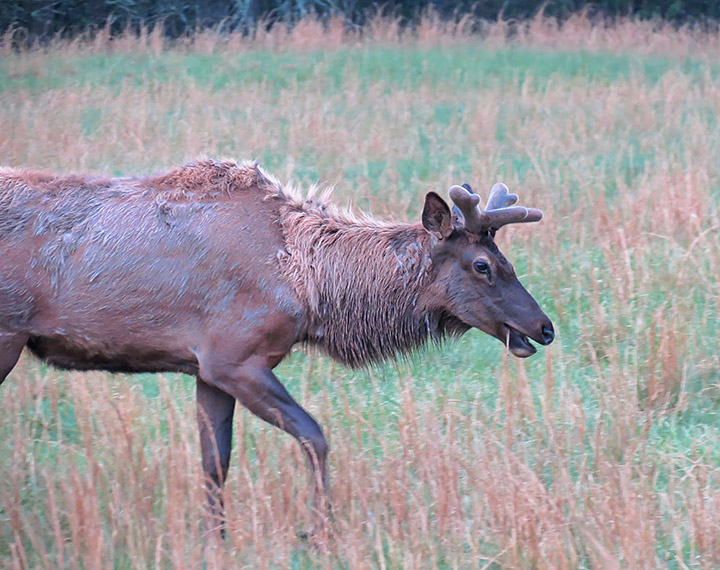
[196,378,236,533]
[200,359,330,535]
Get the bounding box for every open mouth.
[503,324,536,358]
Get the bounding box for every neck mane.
[276,189,467,367]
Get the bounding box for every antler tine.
[449,182,543,233]
[485,183,518,210]
[448,185,484,233]
[451,183,476,224]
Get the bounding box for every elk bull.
[0,159,554,531]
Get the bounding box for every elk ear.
[422,192,452,240]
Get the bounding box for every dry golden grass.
[1,15,720,569]
[4,11,720,58]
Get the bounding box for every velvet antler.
[449,183,543,233]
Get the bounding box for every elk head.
[421,182,554,357]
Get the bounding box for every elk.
[0,158,554,533]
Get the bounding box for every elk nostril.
[541,324,555,345]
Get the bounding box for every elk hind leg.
[0,332,28,385]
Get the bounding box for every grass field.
[1,16,720,569]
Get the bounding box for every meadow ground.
[1,15,719,569]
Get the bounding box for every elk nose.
[541,323,555,345]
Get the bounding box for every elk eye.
[473,260,490,275]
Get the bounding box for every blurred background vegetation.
[3,0,720,41]
[2,4,720,565]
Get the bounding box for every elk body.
[0,159,554,531]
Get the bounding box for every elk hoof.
[296,522,334,552]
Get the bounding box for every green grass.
[3,46,719,95]
[1,28,720,568]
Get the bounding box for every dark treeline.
[2,0,720,40]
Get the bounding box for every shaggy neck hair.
[276,190,468,367]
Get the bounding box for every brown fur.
[0,159,466,368]
[277,190,468,367]
[0,158,553,532]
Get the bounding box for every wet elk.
[0,159,554,530]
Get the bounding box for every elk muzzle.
[503,317,554,358]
